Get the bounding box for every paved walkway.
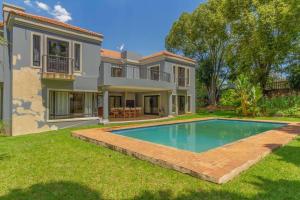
[72,118,300,184]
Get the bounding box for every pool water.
[112,119,285,153]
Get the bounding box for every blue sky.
[2,0,203,55]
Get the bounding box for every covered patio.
[99,86,174,123]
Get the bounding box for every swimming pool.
[112,119,285,153]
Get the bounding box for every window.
[186,68,190,86]
[111,66,123,77]
[48,38,69,57]
[187,96,191,112]
[49,91,98,120]
[178,67,185,87]
[74,43,81,71]
[172,95,176,113]
[47,38,70,73]
[32,34,41,67]
[150,66,159,81]
[173,66,176,83]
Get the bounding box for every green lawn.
[0,112,299,199]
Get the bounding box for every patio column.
[102,88,109,124]
[168,91,173,117]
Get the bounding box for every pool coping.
[72,117,300,184]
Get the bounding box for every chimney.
[2,3,25,13]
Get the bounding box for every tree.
[224,0,300,89]
[165,0,231,105]
[288,64,300,90]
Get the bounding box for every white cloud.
[51,4,72,23]
[24,0,33,7]
[35,1,50,11]
[23,1,72,23]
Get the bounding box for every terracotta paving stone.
[72,118,300,184]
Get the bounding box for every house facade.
[0,3,196,136]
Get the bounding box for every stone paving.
[72,118,300,184]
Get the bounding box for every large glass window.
[74,43,81,72]
[49,91,98,120]
[32,34,41,67]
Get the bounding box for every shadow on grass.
[0,181,102,200]
[270,137,300,166]
[133,176,300,200]
[0,153,9,161]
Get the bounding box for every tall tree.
[224,0,300,89]
[166,0,231,105]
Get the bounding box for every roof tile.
[100,49,122,59]
[9,10,102,38]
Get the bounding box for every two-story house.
[99,49,196,123]
[0,3,196,136]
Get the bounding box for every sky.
[1,0,203,55]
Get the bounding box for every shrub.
[288,64,300,90]
[220,75,263,116]
[220,89,238,107]
[259,95,300,116]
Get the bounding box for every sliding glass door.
[49,91,99,120]
[69,93,84,117]
[144,95,159,115]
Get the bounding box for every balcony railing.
[42,55,74,74]
[42,55,75,80]
[109,65,171,83]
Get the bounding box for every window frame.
[45,35,71,73]
[74,42,82,73]
[186,67,190,86]
[172,94,177,113]
[31,32,43,68]
[173,65,177,83]
[47,89,99,122]
[148,65,160,81]
[111,66,124,77]
[187,95,191,112]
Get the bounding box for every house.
[0,3,196,136]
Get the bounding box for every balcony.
[41,55,75,80]
[110,65,171,83]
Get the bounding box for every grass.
[0,112,299,199]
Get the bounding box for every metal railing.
[42,55,74,74]
[109,65,171,82]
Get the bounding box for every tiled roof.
[8,10,103,38]
[101,49,196,64]
[0,21,3,28]
[100,49,121,59]
[141,51,196,63]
